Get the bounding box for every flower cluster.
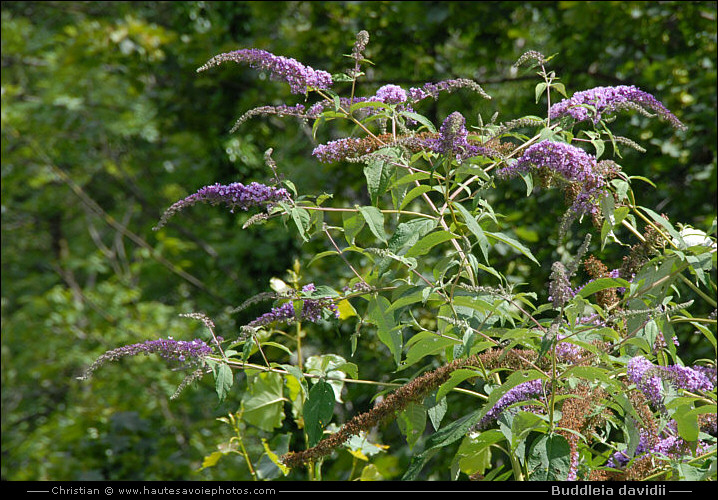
[374,84,408,104]
[555,334,583,362]
[499,141,610,214]
[549,85,685,130]
[197,48,333,95]
[548,261,577,308]
[246,284,339,329]
[80,337,214,380]
[473,379,544,430]
[154,181,291,230]
[422,112,487,162]
[607,420,709,470]
[312,136,388,164]
[627,356,716,407]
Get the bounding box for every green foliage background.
[2,1,715,480]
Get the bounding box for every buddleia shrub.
[83,32,717,481]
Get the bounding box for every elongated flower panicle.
[246,284,339,329]
[607,420,712,471]
[374,84,408,104]
[197,48,332,94]
[499,141,611,214]
[423,112,482,162]
[154,182,291,230]
[549,85,685,130]
[312,136,385,164]
[473,379,544,430]
[627,356,716,408]
[80,337,213,380]
[548,261,577,308]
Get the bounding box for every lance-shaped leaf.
[304,380,336,447]
[358,205,387,243]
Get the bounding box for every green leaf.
[485,231,539,265]
[337,298,358,319]
[402,408,484,480]
[391,171,431,187]
[387,218,437,254]
[453,430,505,477]
[359,464,384,481]
[214,363,234,402]
[535,82,547,103]
[304,354,356,402]
[358,205,387,243]
[399,111,436,132]
[519,171,534,197]
[576,277,630,299]
[259,341,294,357]
[350,100,389,112]
[307,250,339,267]
[402,331,459,369]
[367,295,402,365]
[198,451,224,471]
[640,205,681,241]
[386,286,432,313]
[259,437,290,477]
[364,149,397,206]
[562,365,623,391]
[527,434,571,481]
[342,210,365,245]
[453,202,489,262]
[552,82,568,98]
[397,402,427,450]
[671,404,700,443]
[241,372,286,432]
[304,380,336,447]
[289,206,311,242]
[436,368,480,401]
[400,185,432,210]
[405,230,459,258]
[425,392,448,430]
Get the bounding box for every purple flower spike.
[474,379,544,430]
[627,356,716,408]
[627,356,664,406]
[197,48,332,95]
[154,182,291,230]
[423,112,489,162]
[247,283,339,329]
[498,141,607,214]
[312,137,377,164]
[549,85,685,130]
[607,419,711,470]
[81,337,213,380]
[374,84,408,104]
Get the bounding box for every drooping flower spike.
[423,112,486,162]
[549,85,685,130]
[627,356,715,408]
[498,140,618,215]
[197,48,333,95]
[154,181,291,230]
[80,337,214,381]
[246,283,339,330]
[472,379,545,431]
